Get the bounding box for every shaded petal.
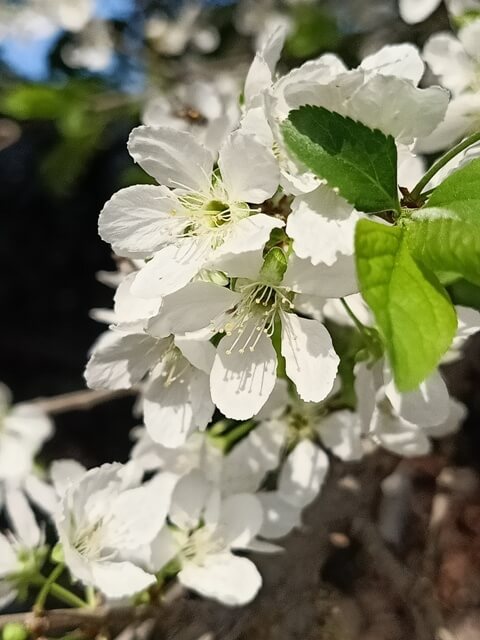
[257,492,302,539]
[169,469,211,530]
[130,238,208,298]
[219,494,263,548]
[350,75,449,144]
[278,440,329,508]
[5,488,41,548]
[284,254,358,298]
[281,312,339,403]
[318,410,364,461]
[287,186,360,266]
[215,214,284,259]
[423,32,475,95]
[147,282,239,337]
[85,331,161,390]
[218,132,279,203]
[127,126,213,193]
[143,373,195,448]
[372,410,431,457]
[384,368,449,427]
[210,328,277,420]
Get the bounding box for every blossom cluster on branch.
[2,0,480,627]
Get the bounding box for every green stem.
[410,130,480,200]
[340,298,369,337]
[34,563,65,611]
[31,573,88,609]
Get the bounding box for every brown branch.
[33,388,137,416]
[0,605,159,636]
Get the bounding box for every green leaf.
[405,207,480,286]
[405,158,480,286]
[355,219,457,390]
[428,157,480,210]
[282,106,399,213]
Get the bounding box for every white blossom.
[419,19,480,152]
[150,470,266,605]
[55,463,177,598]
[99,127,281,298]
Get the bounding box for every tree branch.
[33,388,136,415]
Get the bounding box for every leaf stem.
[411,130,480,200]
[340,298,369,336]
[31,573,88,609]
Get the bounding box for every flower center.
[72,519,106,561]
[220,280,294,354]
[177,525,225,566]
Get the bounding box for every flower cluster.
[2,18,480,614]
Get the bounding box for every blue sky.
[0,0,136,81]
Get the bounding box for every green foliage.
[285,4,340,59]
[324,321,366,410]
[282,106,399,213]
[1,82,139,194]
[406,158,480,286]
[355,219,457,390]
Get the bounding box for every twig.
[33,388,136,415]
[0,605,159,636]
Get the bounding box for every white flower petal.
[281,312,339,403]
[127,126,214,193]
[98,185,180,257]
[90,561,154,598]
[284,254,358,298]
[215,214,284,260]
[24,474,58,515]
[415,93,480,153]
[372,411,431,457]
[143,374,195,448]
[287,186,360,266]
[175,337,216,374]
[147,282,239,337]
[218,132,279,203]
[179,553,262,605]
[210,328,277,420]
[423,397,466,438]
[423,32,475,95]
[130,238,208,298]
[350,75,449,144]
[219,494,263,548]
[257,492,302,539]
[169,470,211,530]
[384,368,449,427]
[5,488,41,548]
[360,43,425,84]
[85,331,161,390]
[50,460,86,499]
[0,534,17,576]
[278,440,329,508]
[318,411,364,461]
[399,0,442,23]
